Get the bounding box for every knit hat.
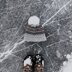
[24,16,47,42]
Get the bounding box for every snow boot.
[34,54,44,72]
[24,56,33,72]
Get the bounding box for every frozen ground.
[0,0,72,72]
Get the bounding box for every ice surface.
[0,0,72,72]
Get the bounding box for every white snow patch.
[66,54,71,59]
[63,61,67,66]
[59,53,72,72]
[24,56,32,66]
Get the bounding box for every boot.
[24,56,33,72]
[34,54,44,72]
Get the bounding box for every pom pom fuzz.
[28,16,40,27]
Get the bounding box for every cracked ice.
[0,0,72,72]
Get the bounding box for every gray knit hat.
[24,16,47,42]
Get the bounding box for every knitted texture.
[24,33,46,42]
[25,25,44,34]
[24,25,47,42]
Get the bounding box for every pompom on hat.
[28,16,40,27]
